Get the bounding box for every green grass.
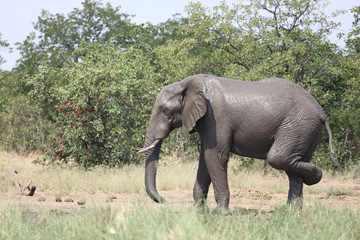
[325,187,360,197]
[0,203,359,240]
[1,151,359,239]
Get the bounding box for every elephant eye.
[161,106,169,114]
[161,106,175,122]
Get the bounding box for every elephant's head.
[139,75,207,203]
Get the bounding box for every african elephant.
[139,74,342,212]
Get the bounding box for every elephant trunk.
[143,128,165,203]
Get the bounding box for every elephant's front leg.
[193,146,211,212]
[204,148,231,214]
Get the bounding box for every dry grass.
[0,151,357,194]
[1,151,360,240]
[0,151,147,194]
[0,151,197,195]
[0,151,359,209]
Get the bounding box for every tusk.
[138,139,161,153]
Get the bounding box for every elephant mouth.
[138,139,161,153]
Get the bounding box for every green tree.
[150,14,190,47]
[8,0,154,155]
[329,5,360,168]
[0,33,9,67]
[182,0,342,83]
[347,6,360,53]
[311,5,360,169]
[44,43,159,167]
[16,0,135,74]
[0,69,48,153]
[0,32,39,153]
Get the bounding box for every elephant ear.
[181,76,207,134]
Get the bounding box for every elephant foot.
[212,206,232,216]
[287,196,303,210]
[193,202,210,214]
[303,166,322,185]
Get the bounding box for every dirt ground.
[1,152,359,214]
[1,182,359,214]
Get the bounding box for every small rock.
[106,195,117,202]
[77,199,86,205]
[38,197,46,202]
[64,198,74,202]
[55,196,62,202]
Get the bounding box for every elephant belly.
[230,132,273,159]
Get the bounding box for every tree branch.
[12,169,36,196]
[312,62,335,79]
[211,29,251,70]
[263,1,281,37]
[12,169,22,194]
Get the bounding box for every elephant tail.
[324,118,343,173]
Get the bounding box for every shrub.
[46,43,159,168]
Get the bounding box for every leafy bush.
[160,128,200,162]
[45,44,159,168]
[0,96,46,153]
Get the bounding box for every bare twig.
[22,180,32,192]
[11,169,36,196]
[12,169,22,194]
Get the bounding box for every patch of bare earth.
[1,152,359,214]
[1,182,359,214]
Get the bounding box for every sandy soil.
[1,182,359,214]
[1,152,359,214]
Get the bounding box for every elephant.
[139,74,342,212]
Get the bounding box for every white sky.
[0,0,359,71]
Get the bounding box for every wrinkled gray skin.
[140,74,342,212]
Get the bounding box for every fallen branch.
[22,180,32,192]
[12,169,22,194]
[12,169,36,196]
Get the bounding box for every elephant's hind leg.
[298,130,323,185]
[286,171,303,207]
[285,147,321,208]
[266,122,323,186]
[267,141,322,186]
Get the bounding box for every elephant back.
[260,77,327,121]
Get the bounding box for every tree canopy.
[0,0,359,169]
[0,33,9,66]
